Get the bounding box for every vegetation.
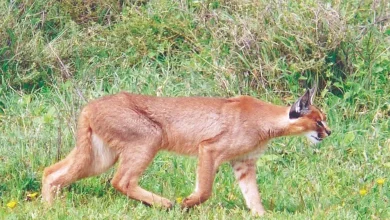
[1,0,389,219]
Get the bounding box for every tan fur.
[42,91,331,215]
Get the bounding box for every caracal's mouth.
[305,131,323,144]
[311,135,323,141]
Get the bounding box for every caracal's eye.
[316,121,323,127]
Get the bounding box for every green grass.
[1,0,389,219]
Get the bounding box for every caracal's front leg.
[231,158,265,216]
[182,146,221,208]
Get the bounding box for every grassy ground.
[1,0,389,219]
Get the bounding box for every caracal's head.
[288,85,331,144]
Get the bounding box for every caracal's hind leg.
[42,132,118,204]
[231,158,265,216]
[111,145,172,209]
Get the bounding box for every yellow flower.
[6,201,17,209]
[376,178,385,185]
[359,189,367,196]
[27,192,39,201]
[176,197,183,204]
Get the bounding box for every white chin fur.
[305,131,321,144]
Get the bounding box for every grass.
[1,0,389,219]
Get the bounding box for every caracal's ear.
[289,84,317,119]
[308,83,317,104]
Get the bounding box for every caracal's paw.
[180,194,204,209]
[160,199,174,209]
[251,206,266,216]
